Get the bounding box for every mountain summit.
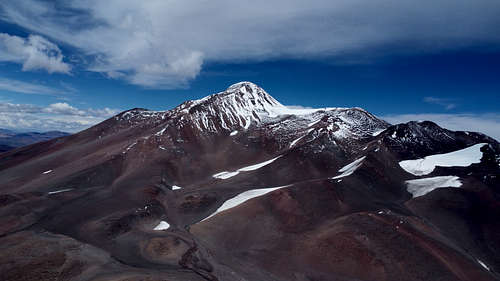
[174,81,286,131]
[0,82,499,281]
[116,82,389,147]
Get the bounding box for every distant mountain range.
[0,82,498,281]
[0,129,69,152]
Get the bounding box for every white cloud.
[1,0,499,88]
[43,102,85,115]
[0,33,71,74]
[0,102,41,113]
[86,107,122,117]
[381,113,500,141]
[423,97,457,110]
[0,101,120,132]
[126,51,204,88]
[0,78,69,96]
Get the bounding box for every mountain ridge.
[0,129,69,153]
[0,82,498,281]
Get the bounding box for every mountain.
[0,82,498,281]
[0,129,69,153]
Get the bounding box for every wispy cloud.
[0,101,120,132]
[381,113,500,141]
[0,78,71,96]
[0,33,71,74]
[423,97,457,110]
[1,0,499,88]
[0,102,41,113]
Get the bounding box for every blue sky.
[0,1,499,139]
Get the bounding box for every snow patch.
[154,221,170,230]
[201,185,291,222]
[238,156,282,172]
[477,259,490,271]
[213,171,240,179]
[243,117,251,129]
[269,106,342,117]
[123,141,137,154]
[399,143,486,176]
[332,156,366,179]
[290,128,315,148]
[213,156,282,179]
[42,170,53,174]
[405,176,462,198]
[240,85,249,95]
[155,127,167,136]
[372,129,385,137]
[172,185,182,190]
[290,135,305,148]
[230,130,238,136]
[308,119,321,127]
[48,188,72,195]
[331,121,351,139]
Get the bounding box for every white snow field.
[399,143,486,176]
[477,259,490,271]
[332,156,366,179]
[213,156,282,179]
[289,128,314,148]
[289,135,306,148]
[153,221,170,230]
[212,171,240,179]
[372,129,385,136]
[201,185,291,222]
[405,176,462,198]
[47,188,73,195]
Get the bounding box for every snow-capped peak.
[175,82,287,131]
[218,82,284,113]
[188,82,283,114]
[226,81,278,103]
[114,82,388,138]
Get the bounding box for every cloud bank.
[0,33,71,74]
[382,113,500,141]
[423,97,457,110]
[0,102,119,132]
[0,78,72,96]
[1,0,499,88]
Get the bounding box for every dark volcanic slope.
[0,82,499,281]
